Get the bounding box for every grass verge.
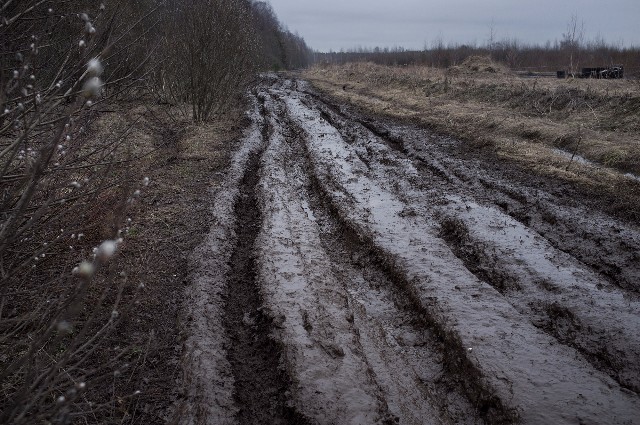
[0,98,244,424]
[300,59,640,222]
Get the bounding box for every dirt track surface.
[182,75,640,425]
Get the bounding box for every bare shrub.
[151,0,312,122]
[0,2,155,423]
[155,0,258,122]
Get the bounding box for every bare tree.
[562,13,585,74]
[487,18,497,58]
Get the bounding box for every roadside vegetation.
[302,57,640,222]
[0,0,310,423]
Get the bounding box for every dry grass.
[87,101,245,423]
[0,97,244,423]
[302,60,640,220]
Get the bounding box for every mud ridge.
[306,94,407,156]
[255,98,394,424]
[304,92,640,393]
[307,90,640,296]
[304,173,485,423]
[474,176,640,296]
[222,124,309,425]
[294,121,519,424]
[437,213,640,394]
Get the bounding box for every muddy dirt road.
[182,76,640,425]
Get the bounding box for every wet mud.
[182,76,640,425]
[223,145,308,424]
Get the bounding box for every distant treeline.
[314,40,640,77]
[251,1,313,71]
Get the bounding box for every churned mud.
[181,76,640,425]
[223,143,308,424]
[306,94,640,394]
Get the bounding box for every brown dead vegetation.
[88,102,245,423]
[302,59,640,221]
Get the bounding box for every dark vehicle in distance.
[580,65,624,79]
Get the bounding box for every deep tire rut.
[223,143,309,425]
[308,92,640,394]
[292,120,516,424]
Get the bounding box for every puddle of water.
[624,173,640,182]
[551,148,593,166]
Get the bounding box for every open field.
[178,75,640,424]
[301,58,640,222]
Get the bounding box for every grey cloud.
[267,0,640,51]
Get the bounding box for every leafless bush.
[155,0,259,122]
[1,2,155,423]
[151,0,312,122]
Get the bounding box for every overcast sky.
[267,0,640,52]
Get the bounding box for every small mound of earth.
[448,55,511,76]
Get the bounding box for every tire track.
[183,92,312,424]
[281,84,640,424]
[181,98,267,425]
[223,133,309,424]
[254,94,392,424]
[310,92,640,393]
